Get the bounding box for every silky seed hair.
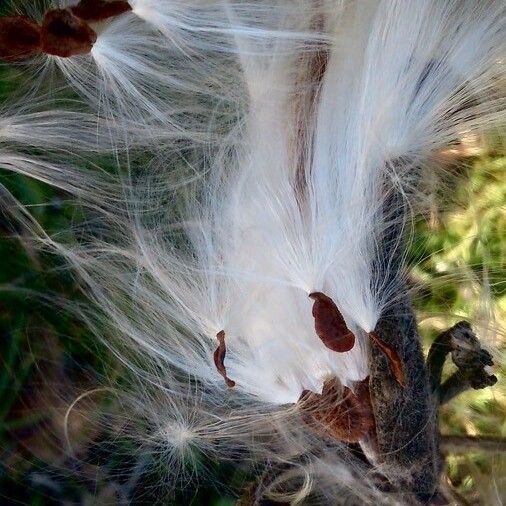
[0,0,504,503]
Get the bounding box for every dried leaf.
[309,292,355,352]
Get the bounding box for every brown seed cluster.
[211,290,405,397]
[303,291,405,443]
[309,291,405,386]
[299,377,375,443]
[0,1,131,61]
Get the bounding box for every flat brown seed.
[369,331,405,386]
[41,9,97,58]
[309,292,355,352]
[213,330,236,388]
[299,377,375,443]
[71,0,132,22]
[0,16,41,61]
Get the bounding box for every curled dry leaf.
[299,377,375,443]
[309,292,355,352]
[41,9,97,58]
[71,0,132,23]
[0,16,41,61]
[213,330,236,388]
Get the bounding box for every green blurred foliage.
[409,155,506,503]
[0,174,237,500]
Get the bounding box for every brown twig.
[440,478,473,506]
[441,435,506,454]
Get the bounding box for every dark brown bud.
[299,377,375,443]
[213,330,236,388]
[369,331,405,386]
[41,9,97,58]
[0,16,41,62]
[71,0,132,23]
[309,292,355,352]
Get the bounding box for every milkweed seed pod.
[0,0,504,504]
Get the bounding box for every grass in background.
[412,152,506,504]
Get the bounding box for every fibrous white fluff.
[0,0,504,503]
[16,0,327,145]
